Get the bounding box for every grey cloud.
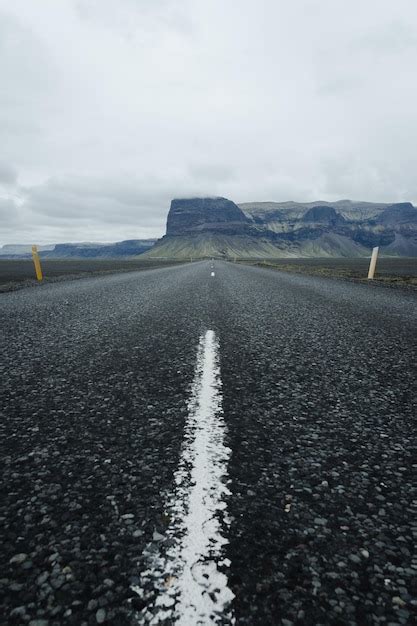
[0,198,23,244]
[74,0,194,40]
[0,11,57,125]
[2,1,417,245]
[15,173,214,242]
[188,163,236,184]
[24,177,172,225]
[0,163,17,184]
[0,198,19,222]
[353,20,417,54]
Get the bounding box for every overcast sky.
[2,0,417,244]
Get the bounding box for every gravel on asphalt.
[1,261,416,625]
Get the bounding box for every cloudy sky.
[2,0,417,244]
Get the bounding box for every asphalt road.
[1,261,416,625]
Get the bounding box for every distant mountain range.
[145,197,417,258]
[0,240,157,259]
[3,196,417,259]
[0,244,56,256]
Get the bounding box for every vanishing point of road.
[1,261,416,625]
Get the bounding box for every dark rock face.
[166,197,249,235]
[376,203,417,225]
[352,229,396,248]
[302,205,345,225]
[151,197,417,258]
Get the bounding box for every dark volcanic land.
[0,258,185,293]
[1,261,416,625]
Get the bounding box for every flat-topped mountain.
[145,197,417,258]
[167,197,249,235]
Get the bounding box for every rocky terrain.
[146,197,417,258]
[1,262,416,624]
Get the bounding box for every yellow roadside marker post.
[367,246,379,280]
[31,245,43,281]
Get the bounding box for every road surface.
[1,261,416,625]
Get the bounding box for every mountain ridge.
[4,197,417,259]
[145,197,417,258]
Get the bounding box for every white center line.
[133,330,234,624]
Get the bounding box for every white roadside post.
[368,246,379,280]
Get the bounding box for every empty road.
[1,261,416,625]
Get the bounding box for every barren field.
[242,257,417,287]
[2,257,417,294]
[0,258,186,292]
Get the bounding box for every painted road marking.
[133,330,234,624]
